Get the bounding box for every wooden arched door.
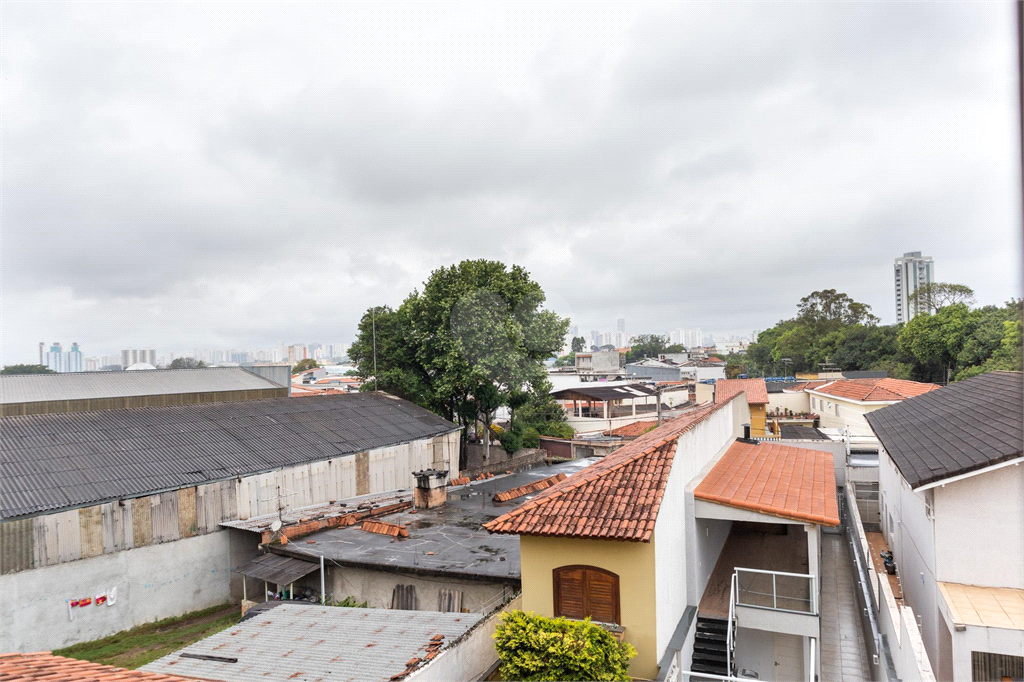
[552,565,621,624]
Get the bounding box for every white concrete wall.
[879,446,941,674]
[767,391,810,415]
[407,596,521,682]
[733,628,804,682]
[693,383,715,405]
[324,564,513,613]
[933,462,1024,589]
[654,398,742,656]
[809,393,890,435]
[0,531,231,652]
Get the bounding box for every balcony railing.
[734,567,817,616]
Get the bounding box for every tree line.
[728,285,1022,383]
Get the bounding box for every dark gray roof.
[0,392,458,519]
[0,367,284,405]
[275,459,597,580]
[865,371,1023,488]
[550,383,656,401]
[841,370,888,379]
[234,553,321,584]
[779,424,828,440]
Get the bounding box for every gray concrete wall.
[407,596,521,682]
[323,564,515,613]
[0,531,231,652]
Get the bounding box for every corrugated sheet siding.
[0,432,450,574]
[0,519,33,573]
[0,388,288,417]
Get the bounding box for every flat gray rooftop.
[274,458,597,580]
[141,603,483,682]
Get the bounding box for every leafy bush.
[537,421,575,439]
[493,610,636,681]
[522,427,540,449]
[498,424,524,454]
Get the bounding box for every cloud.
[2,1,1020,362]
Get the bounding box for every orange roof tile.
[810,378,940,402]
[484,403,729,542]
[604,420,658,437]
[493,473,568,502]
[0,653,193,681]
[714,378,769,405]
[694,441,840,526]
[787,380,829,392]
[361,519,409,538]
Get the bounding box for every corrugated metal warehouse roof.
[233,553,321,584]
[0,392,458,519]
[141,603,483,682]
[0,367,284,404]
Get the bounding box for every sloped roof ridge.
[484,401,727,531]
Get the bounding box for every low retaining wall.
[407,595,522,682]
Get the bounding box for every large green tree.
[909,282,975,316]
[349,260,568,467]
[0,364,56,375]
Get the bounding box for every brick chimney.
[412,469,449,510]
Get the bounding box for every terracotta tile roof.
[694,441,840,526]
[361,519,409,538]
[484,402,729,542]
[493,473,568,502]
[714,378,769,405]
[0,652,193,681]
[786,380,829,392]
[604,420,658,437]
[810,378,940,402]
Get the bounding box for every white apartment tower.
[894,251,934,324]
[121,349,157,368]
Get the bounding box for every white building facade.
[894,251,935,324]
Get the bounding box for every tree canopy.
[0,364,56,375]
[745,288,1020,382]
[909,282,976,315]
[168,357,206,369]
[349,260,569,467]
[570,336,586,353]
[292,358,320,373]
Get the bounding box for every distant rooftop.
[809,378,939,402]
[714,378,769,405]
[0,367,285,405]
[141,603,484,682]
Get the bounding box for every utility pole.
[372,307,378,392]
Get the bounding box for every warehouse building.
[0,366,290,417]
[0,391,460,651]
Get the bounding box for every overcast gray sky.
[2,1,1021,362]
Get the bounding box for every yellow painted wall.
[518,534,660,680]
[750,404,767,437]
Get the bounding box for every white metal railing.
[734,567,817,615]
[726,571,737,676]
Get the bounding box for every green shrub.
[493,610,636,681]
[498,424,524,454]
[522,427,540,449]
[537,421,575,439]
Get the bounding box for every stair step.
[693,650,728,664]
[691,661,729,675]
[695,631,727,643]
[694,642,727,654]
